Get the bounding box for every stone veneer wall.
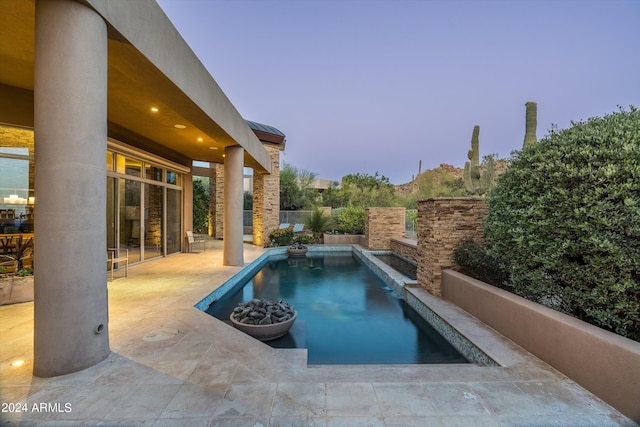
[365,207,405,250]
[390,238,418,263]
[207,163,224,239]
[252,144,281,246]
[417,197,486,295]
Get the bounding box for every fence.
[243,209,417,238]
[406,209,417,239]
[243,210,312,228]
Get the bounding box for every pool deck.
[1,239,637,426]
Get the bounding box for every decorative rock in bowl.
[287,242,308,257]
[230,299,297,341]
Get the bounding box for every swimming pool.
[204,251,468,365]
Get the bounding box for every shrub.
[335,206,365,234]
[16,267,33,277]
[484,107,640,341]
[293,234,314,245]
[267,227,293,247]
[192,178,209,233]
[452,239,508,290]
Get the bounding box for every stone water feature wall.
[390,238,418,263]
[364,207,406,250]
[417,197,486,295]
[252,144,281,246]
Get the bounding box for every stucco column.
[33,0,110,377]
[223,146,244,265]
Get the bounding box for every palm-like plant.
[12,235,33,270]
[304,209,335,243]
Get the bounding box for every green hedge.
[267,227,293,247]
[334,206,365,234]
[484,107,640,341]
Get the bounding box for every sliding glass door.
[119,179,141,263]
[107,150,183,264]
[144,183,163,260]
[166,188,181,255]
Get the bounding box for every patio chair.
[19,247,33,270]
[292,224,304,233]
[278,223,290,229]
[107,248,129,281]
[186,231,206,252]
[0,254,17,275]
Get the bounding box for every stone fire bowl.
[229,311,297,341]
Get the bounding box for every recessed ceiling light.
[209,146,218,150]
[197,137,203,142]
[10,360,25,367]
[174,124,186,129]
[150,107,159,112]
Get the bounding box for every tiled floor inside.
[1,239,638,426]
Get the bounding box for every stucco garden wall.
[417,197,486,295]
[323,234,365,245]
[442,269,640,423]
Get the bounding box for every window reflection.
[119,179,141,263]
[0,127,34,237]
[144,183,163,259]
[145,164,162,182]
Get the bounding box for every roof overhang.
[0,0,272,173]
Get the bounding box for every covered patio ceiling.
[0,0,271,173]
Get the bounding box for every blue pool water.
[206,253,468,365]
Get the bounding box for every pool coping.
[195,244,516,367]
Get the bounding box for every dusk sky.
[157,0,639,185]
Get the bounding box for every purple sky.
[157,0,640,185]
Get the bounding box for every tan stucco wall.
[442,269,640,423]
[323,234,365,246]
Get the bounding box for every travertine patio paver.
[0,239,637,426]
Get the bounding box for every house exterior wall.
[0,0,275,376]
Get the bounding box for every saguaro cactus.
[464,125,482,194]
[523,101,537,148]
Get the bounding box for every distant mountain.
[395,163,464,196]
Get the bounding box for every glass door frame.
[107,147,184,264]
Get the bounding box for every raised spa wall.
[442,269,640,423]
